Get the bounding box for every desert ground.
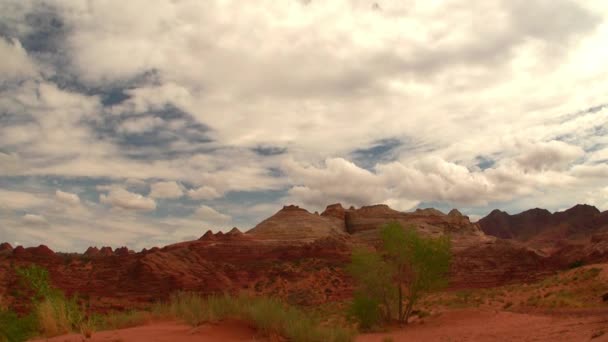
[30,308,608,342]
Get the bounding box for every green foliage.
[348,222,451,327]
[159,292,354,342]
[347,292,382,330]
[15,265,58,301]
[0,310,37,342]
[1,265,86,340]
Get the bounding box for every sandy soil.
[29,309,608,342]
[29,320,266,342]
[357,308,608,342]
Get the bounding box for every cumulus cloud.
[0,190,50,210]
[515,140,584,171]
[0,38,37,80]
[187,186,222,200]
[99,187,156,211]
[55,190,80,205]
[193,205,231,225]
[1,1,608,250]
[149,181,183,199]
[117,116,165,134]
[22,213,47,225]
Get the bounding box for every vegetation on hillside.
[0,265,354,342]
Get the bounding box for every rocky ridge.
[1,202,604,312]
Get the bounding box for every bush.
[347,292,381,330]
[161,292,354,342]
[348,223,451,327]
[0,309,37,342]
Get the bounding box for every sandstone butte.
[1,203,607,313]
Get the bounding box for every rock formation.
[84,247,100,257]
[478,204,608,250]
[248,205,346,241]
[1,202,606,314]
[99,246,114,256]
[0,243,12,253]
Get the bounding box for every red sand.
[29,320,265,342]
[29,309,608,342]
[357,308,608,342]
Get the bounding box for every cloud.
[0,38,37,80]
[55,190,80,205]
[193,205,231,225]
[22,213,47,225]
[1,1,608,251]
[117,116,165,134]
[515,140,584,171]
[187,186,222,200]
[149,181,183,199]
[99,187,156,211]
[0,189,50,210]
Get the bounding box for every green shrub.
[0,309,37,342]
[347,292,381,330]
[161,292,354,342]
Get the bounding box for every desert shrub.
[347,292,381,330]
[162,292,354,342]
[0,309,37,342]
[10,265,85,339]
[348,223,451,327]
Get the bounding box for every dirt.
[29,320,266,342]
[357,308,608,342]
[28,309,608,342]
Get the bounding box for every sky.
[1,0,608,252]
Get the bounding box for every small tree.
[348,222,451,327]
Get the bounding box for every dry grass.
[37,298,71,338]
[155,292,355,342]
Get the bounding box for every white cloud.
[193,205,231,225]
[55,190,80,205]
[1,0,608,250]
[22,213,47,225]
[99,187,156,211]
[117,116,165,134]
[187,186,222,200]
[0,38,37,80]
[0,190,50,210]
[149,181,183,199]
[515,140,584,171]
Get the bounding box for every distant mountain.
[478,204,608,244]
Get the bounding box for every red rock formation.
[248,205,347,241]
[478,204,608,249]
[2,202,603,315]
[26,245,55,257]
[84,247,100,257]
[199,230,215,240]
[115,247,130,257]
[0,243,12,253]
[99,247,114,256]
[12,245,25,256]
[227,227,242,236]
